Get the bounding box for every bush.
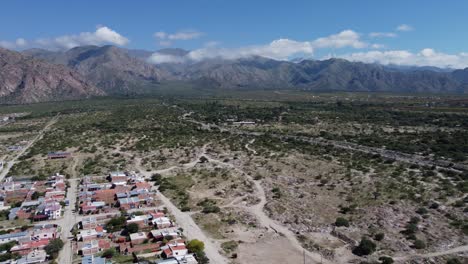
[271,187,281,199]
[413,239,426,249]
[198,199,221,214]
[446,258,462,264]
[416,207,428,215]
[335,217,350,227]
[352,238,377,256]
[379,256,394,264]
[101,248,116,258]
[374,232,385,241]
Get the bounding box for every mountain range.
[0,45,467,103]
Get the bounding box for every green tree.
[187,239,205,253]
[352,238,376,256]
[44,238,64,259]
[126,223,139,234]
[106,216,126,232]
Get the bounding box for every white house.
[152,216,172,229]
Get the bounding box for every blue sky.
[1,0,468,68]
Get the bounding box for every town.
[0,169,205,264]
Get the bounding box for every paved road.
[57,178,79,264]
[0,115,59,182]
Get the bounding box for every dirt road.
[393,244,468,262]
[136,157,229,264]
[0,114,59,182]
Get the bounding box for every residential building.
[153,217,172,229]
[16,249,47,264]
[81,240,99,256]
[129,232,147,245]
[0,231,29,244]
[81,255,106,264]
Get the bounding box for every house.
[43,202,62,219]
[111,176,127,185]
[150,228,180,241]
[16,249,47,264]
[134,182,151,191]
[44,190,66,201]
[81,255,106,264]
[162,244,188,258]
[0,231,29,244]
[129,232,147,245]
[81,201,105,214]
[30,225,58,240]
[126,215,149,229]
[78,229,98,241]
[156,259,179,264]
[16,209,32,220]
[47,152,72,159]
[98,239,111,250]
[81,216,98,229]
[152,217,172,229]
[110,171,126,177]
[8,207,20,220]
[118,197,140,210]
[81,240,99,256]
[175,254,198,264]
[10,240,49,255]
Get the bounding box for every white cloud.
[396,24,414,32]
[312,30,367,49]
[0,26,129,50]
[371,44,385,49]
[369,32,397,38]
[154,31,167,39]
[148,38,314,64]
[337,48,468,68]
[147,53,186,64]
[191,38,314,61]
[154,30,203,46]
[148,30,371,64]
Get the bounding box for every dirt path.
[393,244,468,262]
[0,114,59,181]
[245,139,257,155]
[204,155,334,264]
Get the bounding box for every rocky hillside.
[0,48,103,104]
[24,45,468,95]
[24,45,172,94]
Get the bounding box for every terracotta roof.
[98,239,111,249]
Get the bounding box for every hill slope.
[24,45,171,94]
[0,48,103,104]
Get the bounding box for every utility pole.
[303,249,305,264]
